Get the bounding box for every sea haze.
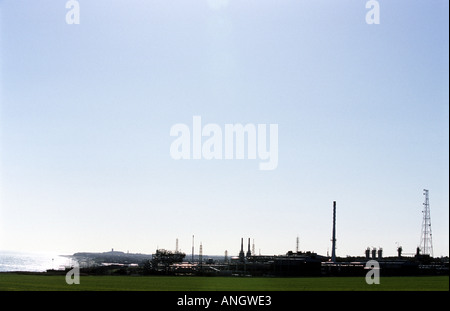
[0,251,72,272]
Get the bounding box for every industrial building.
[146,195,448,277]
[71,192,448,277]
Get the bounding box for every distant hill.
[72,250,153,265]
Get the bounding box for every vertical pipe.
[192,235,194,262]
[239,238,245,261]
[252,239,255,256]
[331,201,336,262]
[199,242,203,269]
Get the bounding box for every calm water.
[0,250,72,272]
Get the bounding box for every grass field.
[0,274,448,291]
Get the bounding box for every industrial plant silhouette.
[66,193,448,277]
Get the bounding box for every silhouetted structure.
[420,189,433,257]
[239,238,245,262]
[331,201,337,262]
[246,238,252,257]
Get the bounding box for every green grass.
[0,274,448,291]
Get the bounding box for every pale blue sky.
[1,0,448,257]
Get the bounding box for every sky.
[0,0,448,258]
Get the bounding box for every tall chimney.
[239,238,245,261]
[246,238,252,257]
[331,201,337,262]
[192,235,194,262]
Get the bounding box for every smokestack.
[331,201,337,262]
[239,238,245,261]
[199,242,203,268]
[192,235,194,262]
[246,238,252,257]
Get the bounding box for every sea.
[0,250,73,272]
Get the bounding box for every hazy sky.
[0,0,448,257]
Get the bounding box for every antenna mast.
[419,189,433,257]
